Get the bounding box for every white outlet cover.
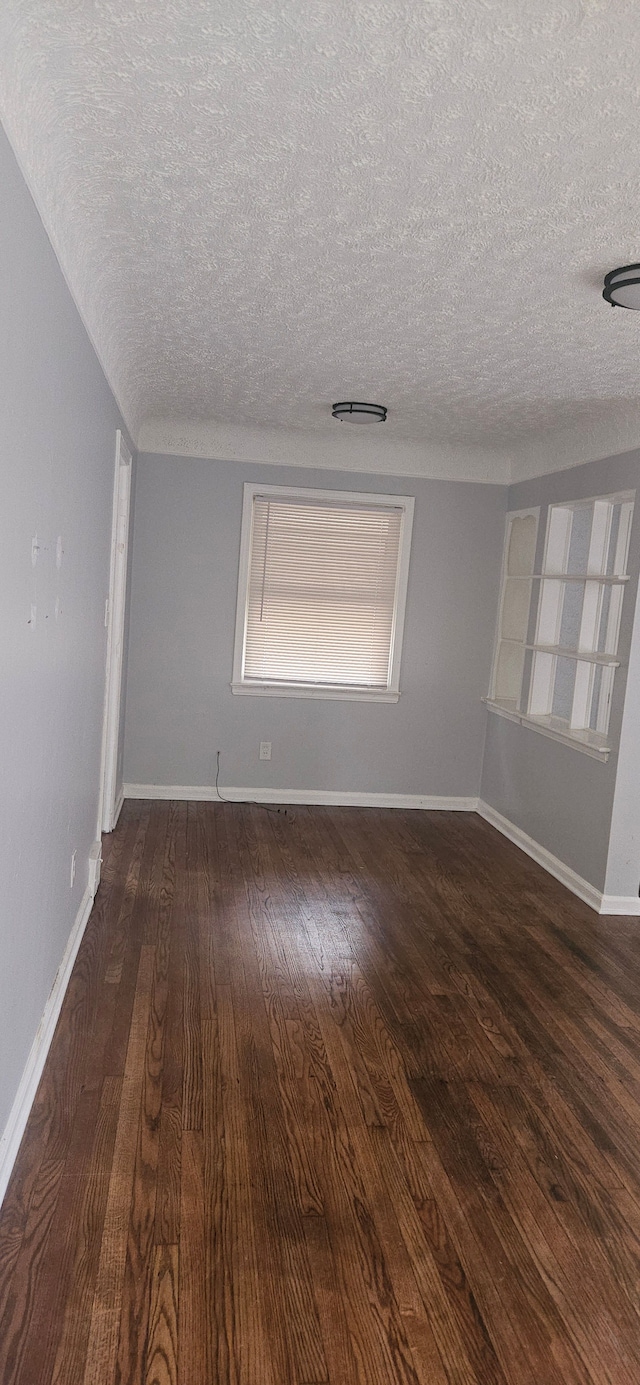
[259,741,272,760]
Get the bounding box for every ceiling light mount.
[603,264,640,310]
[332,401,387,424]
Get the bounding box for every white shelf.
[525,644,620,667]
[507,572,629,583]
[484,698,611,760]
[495,639,620,666]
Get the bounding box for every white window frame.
[231,482,415,702]
[488,506,540,707]
[486,491,635,760]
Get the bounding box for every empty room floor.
[2,803,640,1383]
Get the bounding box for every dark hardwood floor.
[2,801,640,1383]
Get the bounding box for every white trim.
[136,409,640,487]
[487,490,636,759]
[0,882,95,1210]
[232,482,414,701]
[123,785,640,916]
[124,783,478,811]
[485,699,611,760]
[599,895,640,916]
[98,431,133,834]
[477,800,602,910]
[478,800,607,908]
[508,573,630,584]
[489,507,540,704]
[230,682,399,702]
[477,800,640,916]
[235,482,416,507]
[88,840,102,897]
[137,416,508,484]
[483,698,521,725]
[112,783,125,829]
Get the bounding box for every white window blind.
[242,495,404,689]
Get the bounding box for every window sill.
[231,681,400,703]
[484,699,611,761]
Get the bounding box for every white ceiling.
[3,1,640,482]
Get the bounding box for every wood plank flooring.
[2,801,640,1383]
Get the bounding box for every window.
[488,493,634,758]
[232,484,414,700]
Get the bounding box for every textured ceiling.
[3,1,640,480]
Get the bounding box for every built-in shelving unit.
[488,492,634,756]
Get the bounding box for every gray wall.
[124,455,505,797]
[0,123,128,1139]
[480,450,640,892]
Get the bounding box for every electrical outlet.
[70,850,77,888]
[259,741,272,760]
[56,535,64,569]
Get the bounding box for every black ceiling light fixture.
[603,265,640,309]
[332,401,387,424]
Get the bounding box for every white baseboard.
[477,800,602,911]
[106,781,125,831]
[122,785,640,915]
[477,800,640,917]
[124,783,479,811]
[0,880,96,1210]
[111,783,125,830]
[88,839,102,896]
[598,894,640,916]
